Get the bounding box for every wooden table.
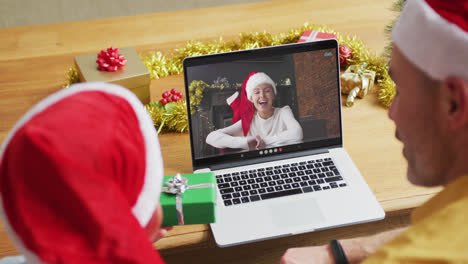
[0,0,441,263]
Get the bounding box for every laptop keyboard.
[216,157,347,206]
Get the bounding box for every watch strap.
[330,239,349,264]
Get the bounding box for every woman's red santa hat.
[0,82,165,264]
[392,0,468,81]
[227,71,277,136]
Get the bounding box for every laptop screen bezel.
[183,39,343,170]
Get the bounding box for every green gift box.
[160,172,216,226]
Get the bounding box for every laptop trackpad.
[269,198,325,228]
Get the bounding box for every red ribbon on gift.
[96,47,127,72]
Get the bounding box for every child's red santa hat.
[0,82,165,263]
[227,71,277,136]
[392,0,468,81]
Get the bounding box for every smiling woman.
[205,71,303,151]
[252,83,275,119]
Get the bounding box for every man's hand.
[280,227,408,264]
[281,245,334,264]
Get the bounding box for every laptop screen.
[183,40,342,169]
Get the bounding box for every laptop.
[182,39,385,247]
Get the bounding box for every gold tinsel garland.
[145,101,188,133]
[64,67,80,88]
[64,23,396,131]
[188,80,208,114]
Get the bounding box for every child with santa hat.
[0,82,170,264]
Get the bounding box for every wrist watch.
[330,239,349,264]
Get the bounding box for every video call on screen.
[186,48,341,161]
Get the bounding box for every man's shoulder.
[364,193,468,263]
[412,174,468,223]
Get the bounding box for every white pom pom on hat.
[391,0,468,81]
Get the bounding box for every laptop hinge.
[206,148,330,171]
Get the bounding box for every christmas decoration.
[280,77,292,86]
[339,44,352,66]
[145,100,188,133]
[64,20,406,133]
[341,63,376,107]
[96,47,127,71]
[145,78,237,133]
[212,77,230,89]
[160,172,216,226]
[377,70,396,108]
[228,71,259,136]
[188,80,208,114]
[297,30,337,42]
[384,0,407,59]
[64,24,339,88]
[375,0,406,107]
[140,51,182,79]
[74,47,151,104]
[63,66,80,88]
[160,88,184,105]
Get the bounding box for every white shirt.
[206,106,303,150]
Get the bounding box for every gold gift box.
[74,47,150,104]
[340,63,376,107]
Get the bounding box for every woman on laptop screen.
[206,71,303,151]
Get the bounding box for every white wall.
[0,0,264,28]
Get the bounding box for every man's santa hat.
[0,83,165,263]
[227,71,277,136]
[392,0,468,81]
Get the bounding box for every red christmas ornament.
[339,44,352,66]
[96,47,127,72]
[160,89,184,104]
